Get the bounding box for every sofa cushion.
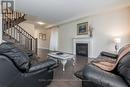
[0,42,30,72]
[83,64,128,87]
[117,52,130,86]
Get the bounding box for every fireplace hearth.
[76,43,88,57]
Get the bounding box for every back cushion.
[0,42,30,72]
[117,52,130,85]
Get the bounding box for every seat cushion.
[92,56,117,63]
[29,59,57,72]
[91,56,117,71]
[117,52,130,86]
[0,42,30,72]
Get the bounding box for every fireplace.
[73,37,93,57]
[76,43,88,57]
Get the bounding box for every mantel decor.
[89,26,93,37]
[77,22,89,35]
[39,33,46,40]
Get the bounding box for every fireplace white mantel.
[72,37,93,58]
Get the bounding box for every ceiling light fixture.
[37,22,45,25]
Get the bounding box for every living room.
[0,0,130,87]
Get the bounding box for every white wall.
[35,27,51,49]
[58,7,130,57]
[0,14,2,44]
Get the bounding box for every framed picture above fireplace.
[77,22,89,35]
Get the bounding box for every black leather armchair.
[0,42,58,87]
[75,45,130,87]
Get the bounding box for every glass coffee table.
[48,52,75,71]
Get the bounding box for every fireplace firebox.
[76,43,88,57]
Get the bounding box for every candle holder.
[89,26,93,37]
[114,37,121,53]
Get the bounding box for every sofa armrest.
[29,59,58,72]
[100,51,118,59]
[83,64,128,87]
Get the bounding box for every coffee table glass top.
[48,52,74,60]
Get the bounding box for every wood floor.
[37,49,90,87]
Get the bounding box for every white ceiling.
[15,0,130,25]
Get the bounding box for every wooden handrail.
[16,25,36,40]
[13,26,31,40]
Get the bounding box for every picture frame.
[39,33,43,39]
[39,33,46,40]
[77,22,89,35]
[42,34,46,40]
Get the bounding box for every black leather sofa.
[75,45,130,87]
[0,42,58,87]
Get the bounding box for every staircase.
[1,1,38,54]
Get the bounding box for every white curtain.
[49,27,59,51]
